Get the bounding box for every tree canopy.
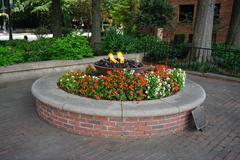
[138,0,175,28]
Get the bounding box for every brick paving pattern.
[0,75,240,160]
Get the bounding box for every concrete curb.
[187,71,240,83]
[1,53,238,83]
[0,53,144,83]
[31,74,206,117]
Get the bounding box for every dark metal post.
[7,0,13,40]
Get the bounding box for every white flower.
[130,70,135,75]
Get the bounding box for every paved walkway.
[0,75,240,160]
[0,33,53,41]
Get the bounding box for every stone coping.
[31,74,206,117]
[0,53,144,74]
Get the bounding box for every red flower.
[95,95,100,100]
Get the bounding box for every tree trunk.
[226,0,240,49]
[192,0,215,63]
[51,0,62,37]
[91,0,102,55]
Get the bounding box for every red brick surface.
[164,0,233,43]
[36,100,193,139]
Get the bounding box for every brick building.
[163,0,233,44]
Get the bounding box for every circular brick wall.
[32,74,206,139]
[36,100,192,139]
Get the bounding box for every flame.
[117,51,125,64]
[108,53,119,63]
[108,52,125,64]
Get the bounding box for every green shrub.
[0,35,94,66]
[48,35,94,60]
[0,41,7,46]
[0,47,24,66]
[5,40,30,51]
[26,38,54,61]
[103,30,157,53]
[212,44,240,74]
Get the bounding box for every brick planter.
[32,74,206,139]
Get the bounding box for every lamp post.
[1,0,7,33]
[7,0,13,40]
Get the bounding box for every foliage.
[12,0,87,29]
[26,38,54,61]
[0,35,94,66]
[48,35,94,60]
[0,47,24,66]
[138,0,175,28]
[109,0,140,34]
[34,26,51,37]
[13,0,51,27]
[58,65,186,101]
[103,30,157,53]
[66,0,91,25]
[212,44,240,75]
[5,40,30,51]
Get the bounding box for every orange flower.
[129,84,134,90]
[95,95,100,100]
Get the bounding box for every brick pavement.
[0,75,239,160]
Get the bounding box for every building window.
[188,34,193,43]
[174,34,185,44]
[179,5,194,23]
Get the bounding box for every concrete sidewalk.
[0,75,240,160]
[0,33,53,41]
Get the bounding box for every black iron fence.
[143,41,240,77]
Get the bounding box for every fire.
[117,51,125,63]
[108,51,125,64]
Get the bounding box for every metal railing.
[143,42,240,77]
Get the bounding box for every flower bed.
[58,65,186,101]
[32,73,206,139]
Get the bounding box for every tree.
[138,0,175,34]
[51,0,63,37]
[191,0,215,63]
[13,0,82,35]
[109,0,140,34]
[66,0,91,26]
[226,0,240,49]
[91,0,101,55]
